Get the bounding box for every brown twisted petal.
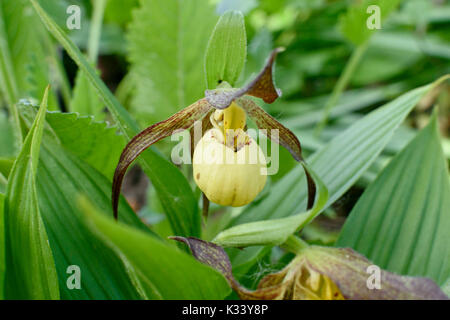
[236,97,316,209]
[112,98,213,219]
[205,48,283,109]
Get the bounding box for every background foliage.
[0,0,448,299]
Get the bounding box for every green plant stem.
[88,0,107,64]
[315,42,368,136]
[0,4,22,145]
[280,235,309,254]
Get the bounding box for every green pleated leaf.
[31,0,201,238]
[80,198,231,300]
[213,164,328,248]
[18,104,154,300]
[231,77,449,227]
[205,10,247,89]
[337,112,450,285]
[0,0,58,107]
[0,110,16,157]
[69,70,105,121]
[127,0,217,122]
[4,87,59,299]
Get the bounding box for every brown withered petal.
[305,246,449,300]
[204,48,283,109]
[112,99,213,219]
[236,97,316,209]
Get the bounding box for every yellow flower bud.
[193,128,267,207]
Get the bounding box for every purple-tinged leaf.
[112,99,213,219]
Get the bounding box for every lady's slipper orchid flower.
[170,237,448,300]
[112,48,316,219]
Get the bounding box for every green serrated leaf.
[127,0,218,123]
[80,197,231,299]
[339,0,400,45]
[44,110,124,180]
[213,164,328,247]
[4,87,59,299]
[205,10,247,89]
[337,112,450,285]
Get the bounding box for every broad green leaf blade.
[19,105,153,300]
[205,10,246,89]
[4,88,59,299]
[339,0,400,46]
[213,164,327,247]
[337,113,450,285]
[127,0,217,122]
[231,77,449,227]
[0,193,4,299]
[69,70,105,121]
[81,198,231,300]
[31,0,201,238]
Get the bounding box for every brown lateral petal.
[236,97,302,161]
[306,246,449,300]
[112,99,213,219]
[237,97,316,209]
[204,48,283,109]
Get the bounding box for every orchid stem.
[280,235,309,254]
[315,42,368,136]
